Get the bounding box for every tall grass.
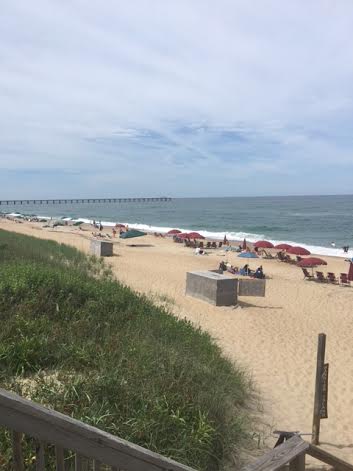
[0,229,253,470]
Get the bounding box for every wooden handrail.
[242,436,309,471]
[307,444,353,471]
[0,388,196,471]
[242,435,353,471]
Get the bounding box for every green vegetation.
[0,229,252,470]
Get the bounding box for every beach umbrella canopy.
[177,233,190,239]
[297,257,327,268]
[348,262,353,282]
[167,229,181,235]
[287,246,311,256]
[275,243,292,250]
[254,240,274,249]
[120,229,146,239]
[242,238,247,250]
[187,232,205,239]
[238,252,259,258]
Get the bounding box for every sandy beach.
[1,218,353,464]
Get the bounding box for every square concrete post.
[90,239,113,257]
[186,271,238,306]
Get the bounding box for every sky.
[1,1,353,198]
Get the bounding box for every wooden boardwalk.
[0,197,171,206]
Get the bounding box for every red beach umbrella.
[275,243,292,250]
[115,223,126,228]
[242,238,247,250]
[297,257,327,268]
[188,232,205,239]
[254,240,274,249]
[348,262,353,282]
[178,233,190,239]
[167,229,182,235]
[287,246,311,256]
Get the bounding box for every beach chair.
[340,273,351,286]
[206,242,211,249]
[199,241,204,248]
[327,272,338,284]
[218,241,223,248]
[211,241,217,249]
[315,271,326,283]
[302,268,314,280]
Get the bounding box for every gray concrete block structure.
[238,278,266,297]
[186,271,238,306]
[90,239,114,257]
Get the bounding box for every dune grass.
[0,229,253,470]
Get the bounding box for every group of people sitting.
[218,261,265,279]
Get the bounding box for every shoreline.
[1,211,352,259]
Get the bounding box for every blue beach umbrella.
[238,252,259,258]
[120,229,146,239]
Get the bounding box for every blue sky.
[1,1,353,198]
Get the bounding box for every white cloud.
[1,0,353,196]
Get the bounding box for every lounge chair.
[327,272,338,284]
[206,242,211,249]
[211,241,217,249]
[315,271,326,283]
[340,273,351,286]
[218,241,223,248]
[302,268,314,280]
[199,241,204,248]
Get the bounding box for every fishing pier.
[0,197,171,206]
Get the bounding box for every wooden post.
[35,441,45,470]
[12,431,24,471]
[312,333,326,445]
[55,446,65,471]
[289,454,305,471]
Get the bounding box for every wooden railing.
[242,435,353,471]
[0,388,196,470]
[3,387,353,471]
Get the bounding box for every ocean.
[2,195,353,257]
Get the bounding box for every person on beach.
[331,241,336,248]
[99,222,103,231]
[240,264,251,276]
[255,266,265,279]
[343,245,349,253]
[219,261,227,271]
[112,228,117,238]
[223,235,228,246]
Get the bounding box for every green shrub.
[0,229,252,470]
